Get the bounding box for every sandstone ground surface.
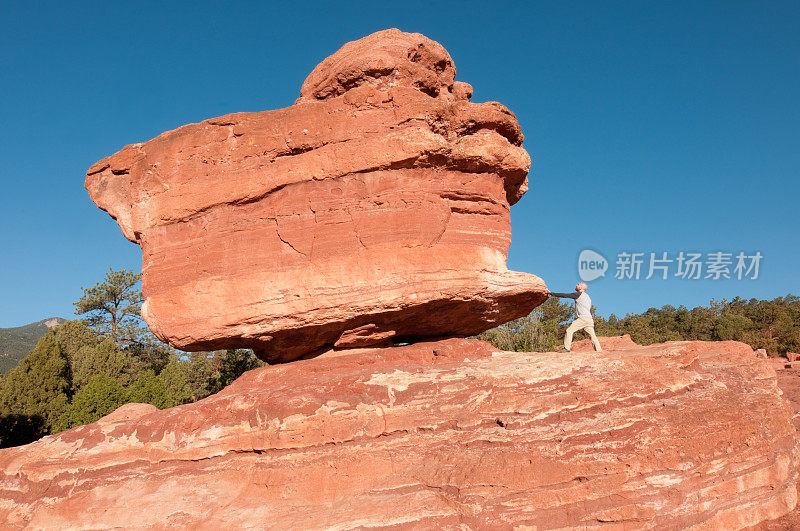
[1,337,797,529]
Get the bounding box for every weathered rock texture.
[1,338,797,529]
[759,358,800,529]
[572,333,638,352]
[84,29,546,362]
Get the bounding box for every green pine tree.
[158,356,191,407]
[0,333,72,443]
[127,369,170,409]
[55,374,127,431]
[186,352,214,401]
[209,349,262,394]
[73,269,175,373]
[71,338,137,391]
[54,319,101,363]
[74,269,143,345]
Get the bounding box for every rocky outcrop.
[572,333,638,351]
[84,29,546,362]
[756,359,800,530]
[1,338,797,529]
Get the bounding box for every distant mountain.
[0,318,66,374]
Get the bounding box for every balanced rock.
[0,338,797,529]
[84,29,546,362]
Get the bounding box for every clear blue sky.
[1,1,798,326]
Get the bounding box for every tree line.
[480,294,800,355]
[0,270,262,448]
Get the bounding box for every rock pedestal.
[0,338,797,529]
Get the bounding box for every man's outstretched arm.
[548,291,580,299]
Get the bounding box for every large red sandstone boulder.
[84,29,546,362]
[1,339,797,529]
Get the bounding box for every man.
[548,282,602,352]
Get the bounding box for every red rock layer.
[1,338,796,529]
[758,359,800,530]
[84,29,546,362]
[572,333,639,351]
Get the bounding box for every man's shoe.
[557,348,570,353]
